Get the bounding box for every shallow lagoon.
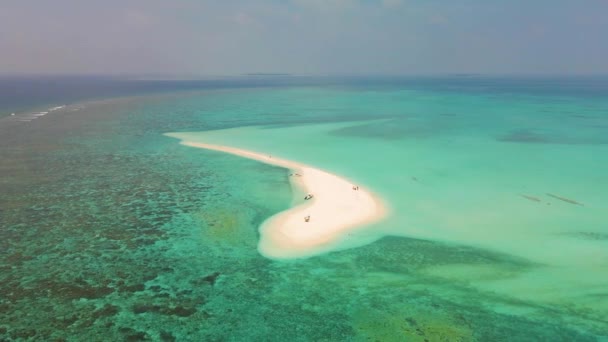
[1,78,607,340]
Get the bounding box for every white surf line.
[4,105,70,123]
[11,111,48,121]
[48,105,66,111]
[17,115,41,120]
[167,135,388,259]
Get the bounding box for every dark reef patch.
[119,327,150,341]
[498,129,548,143]
[132,303,197,317]
[546,193,583,206]
[520,194,542,203]
[498,128,608,145]
[194,271,221,286]
[92,304,120,320]
[160,330,176,342]
[566,232,608,240]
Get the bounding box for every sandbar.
[166,135,388,259]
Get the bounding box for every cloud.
[1,1,607,75]
[381,0,404,8]
[290,0,358,11]
[123,10,156,30]
[291,0,404,11]
[234,12,255,26]
[429,14,448,25]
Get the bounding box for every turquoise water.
[1,78,607,340]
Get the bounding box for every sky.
[0,0,607,76]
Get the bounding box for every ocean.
[1,76,607,340]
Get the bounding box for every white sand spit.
[172,139,387,259]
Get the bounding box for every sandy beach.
[169,137,387,259]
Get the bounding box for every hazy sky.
[1,0,607,75]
